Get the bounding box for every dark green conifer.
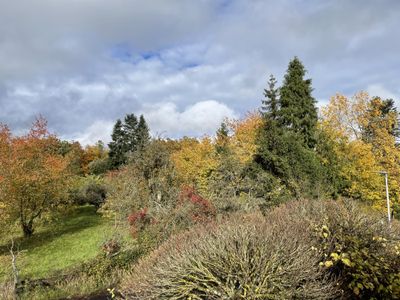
[278,57,318,148]
[123,114,139,153]
[108,119,126,168]
[261,74,279,120]
[136,115,151,151]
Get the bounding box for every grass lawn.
[0,205,114,282]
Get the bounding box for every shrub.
[101,238,121,257]
[303,200,400,299]
[177,186,215,223]
[101,140,180,228]
[121,211,339,299]
[0,281,14,300]
[128,208,153,238]
[88,157,110,175]
[121,199,400,299]
[70,175,107,208]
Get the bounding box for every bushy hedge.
[121,210,338,299]
[304,200,400,299]
[121,199,400,299]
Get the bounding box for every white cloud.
[142,100,237,138]
[366,84,398,101]
[1,0,400,143]
[70,120,114,146]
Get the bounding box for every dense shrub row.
[121,199,400,299]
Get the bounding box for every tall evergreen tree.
[261,74,279,120]
[278,57,318,148]
[136,115,151,151]
[123,113,139,153]
[108,114,151,169]
[254,57,327,200]
[108,119,126,168]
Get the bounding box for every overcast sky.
[0,0,399,145]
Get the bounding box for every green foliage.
[261,74,279,120]
[278,57,318,148]
[108,114,151,169]
[103,140,180,227]
[255,125,324,199]
[254,57,337,201]
[70,175,107,208]
[309,200,400,299]
[88,157,110,175]
[136,115,151,151]
[215,121,230,155]
[108,119,126,168]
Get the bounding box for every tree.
[123,114,139,153]
[227,111,263,164]
[108,114,151,169]
[108,119,126,168]
[136,115,150,151]
[0,117,72,237]
[278,57,318,148]
[171,137,218,195]
[320,93,400,206]
[83,140,108,175]
[254,58,324,200]
[215,121,230,155]
[102,140,179,227]
[261,74,279,120]
[56,140,85,175]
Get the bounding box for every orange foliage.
[0,117,72,236]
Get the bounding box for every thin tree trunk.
[9,238,20,299]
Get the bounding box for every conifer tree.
[261,74,279,120]
[254,58,325,200]
[108,114,151,169]
[278,57,318,148]
[123,114,139,153]
[136,115,150,151]
[108,119,126,168]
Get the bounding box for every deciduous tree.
[0,117,72,237]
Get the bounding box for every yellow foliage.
[227,111,263,164]
[321,92,400,208]
[170,112,262,195]
[171,137,218,194]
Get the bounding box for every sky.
[0,0,399,145]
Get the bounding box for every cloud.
[142,100,237,138]
[0,0,400,143]
[69,120,115,146]
[366,84,399,101]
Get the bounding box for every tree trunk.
[21,221,34,237]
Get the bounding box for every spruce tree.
[254,57,325,200]
[108,119,126,168]
[278,57,318,148]
[136,115,150,151]
[261,74,279,120]
[108,114,151,169]
[123,113,139,153]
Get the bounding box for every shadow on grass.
[0,205,104,255]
